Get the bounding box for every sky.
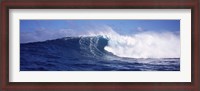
[20,20,180,43]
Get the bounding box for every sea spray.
[87,26,180,58]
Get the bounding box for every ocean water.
[20,36,180,71]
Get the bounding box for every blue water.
[20,36,180,71]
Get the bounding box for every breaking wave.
[86,27,180,58]
[21,26,180,59]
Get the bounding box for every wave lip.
[79,36,111,57]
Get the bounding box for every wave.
[21,26,180,59]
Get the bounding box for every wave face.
[20,35,180,71]
[21,36,111,60]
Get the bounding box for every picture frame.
[0,0,199,91]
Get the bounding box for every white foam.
[87,26,180,58]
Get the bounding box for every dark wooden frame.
[0,0,199,91]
